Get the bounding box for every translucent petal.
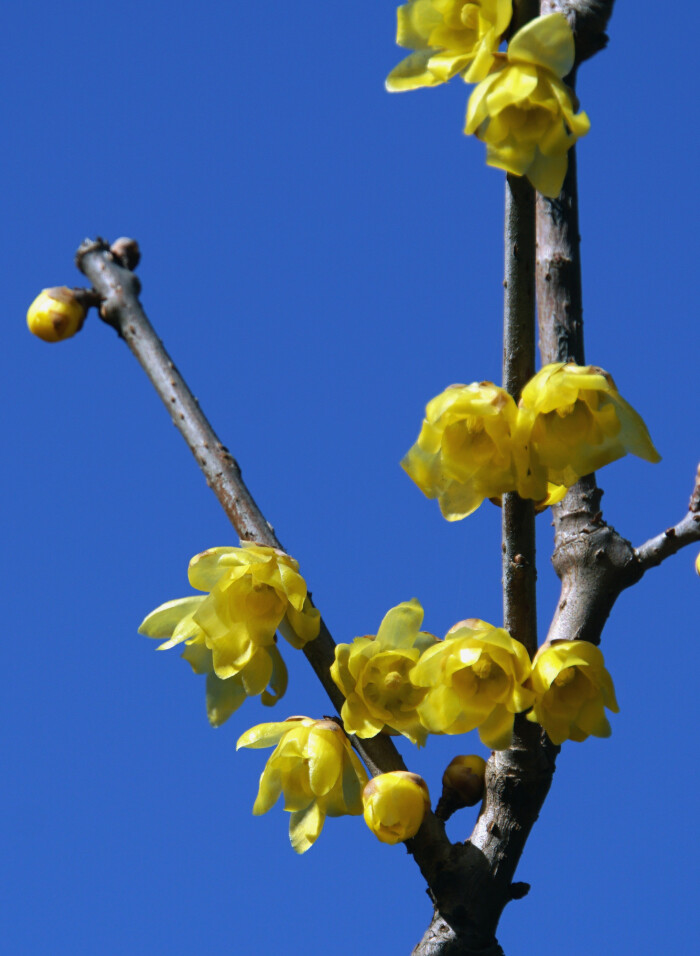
[289,802,325,854]
[477,705,514,750]
[376,599,424,648]
[252,767,283,816]
[386,51,445,91]
[206,672,246,727]
[260,644,289,707]
[138,596,205,640]
[507,13,574,77]
[187,547,241,590]
[237,721,299,751]
[181,641,213,675]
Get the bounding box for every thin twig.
[635,465,700,570]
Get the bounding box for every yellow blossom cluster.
[387,9,589,197]
[332,600,619,754]
[402,362,660,520]
[139,543,319,726]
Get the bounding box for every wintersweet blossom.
[696,552,700,576]
[386,0,512,90]
[330,599,438,746]
[411,619,534,749]
[138,596,287,726]
[363,771,431,844]
[515,363,661,501]
[187,544,320,679]
[526,640,619,744]
[401,382,518,520]
[465,13,590,197]
[237,718,369,853]
[26,287,86,342]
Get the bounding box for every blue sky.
[3,2,698,953]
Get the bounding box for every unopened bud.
[26,287,87,343]
[435,754,487,820]
[695,552,700,576]
[363,771,430,845]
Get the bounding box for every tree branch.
[74,236,473,926]
[634,465,700,571]
[74,238,404,779]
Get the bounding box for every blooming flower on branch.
[387,0,513,90]
[363,771,431,844]
[465,13,590,197]
[514,363,661,501]
[237,717,369,853]
[526,640,619,744]
[401,381,518,520]
[187,543,320,679]
[138,596,287,726]
[411,619,534,749]
[330,599,438,746]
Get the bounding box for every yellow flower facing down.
[515,363,661,501]
[411,619,534,750]
[138,596,287,727]
[387,0,512,90]
[188,544,320,679]
[27,287,87,343]
[237,717,369,853]
[363,771,431,844]
[331,599,438,746]
[465,13,590,197]
[526,640,619,744]
[402,381,518,520]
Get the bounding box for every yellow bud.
[26,287,87,343]
[695,552,700,576]
[362,771,430,845]
[436,754,487,820]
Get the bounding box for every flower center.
[554,666,576,687]
[472,658,492,680]
[383,670,404,690]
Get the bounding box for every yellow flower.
[401,382,518,520]
[237,717,369,853]
[187,544,320,679]
[411,619,534,749]
[695,552,700,576]
[514,363,661,501]
[26,287,87,342]
[465,13,590,197]
[363,771,431,844]
[526,640,619,744]
[330,599,437,746]
[387,0,512,90]
[138,596,287,726]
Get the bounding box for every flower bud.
[695,552,700,577]
[436,754,487,820]
[26,287,87,342]
[362,771,430,845]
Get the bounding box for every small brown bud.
[435,754,487,820]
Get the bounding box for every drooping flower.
[387,0,512,90]
[411,619,534,749]
[138,596,287,726]
[514,363,661,501]
[188,544,320,679]
[526,640,619,744]
[330,599,438,746]
[465,13,590,197]
[237,717,369,853]
[401,382,519,520]
[26,287,87,342]
[363,771,431,844]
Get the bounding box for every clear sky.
[3,2,698,954]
